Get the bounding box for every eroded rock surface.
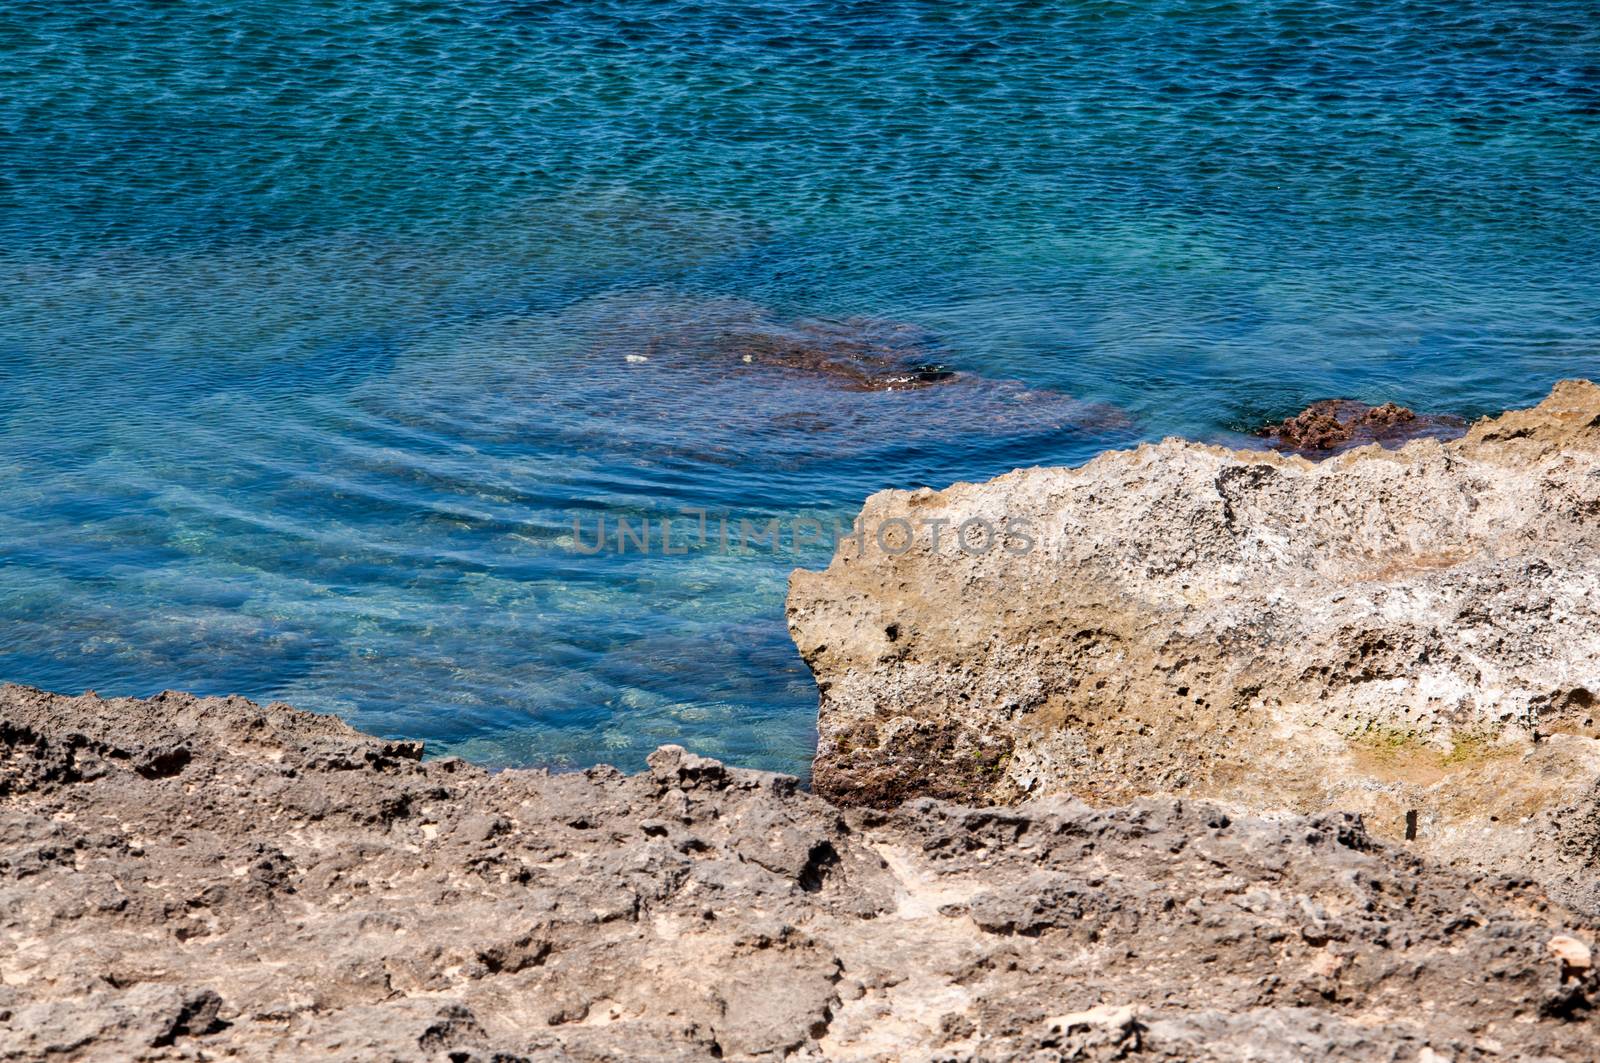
[789,380,1600,912]
[4,684,1598,1060]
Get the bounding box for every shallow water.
[3,1,1599,776]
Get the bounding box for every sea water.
[3,1,1598,776]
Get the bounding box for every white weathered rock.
[1550,934,1594,973]
[788,380,1600,909]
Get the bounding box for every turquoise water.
[3,1,1598,776]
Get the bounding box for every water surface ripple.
[2,1,1598,774]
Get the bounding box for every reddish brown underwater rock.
[725,336,955,391]
[588,303,963,392]
[1256,399,1465,453]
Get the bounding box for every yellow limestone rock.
[789,381,1600,911]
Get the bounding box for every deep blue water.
[3,1,1599,775]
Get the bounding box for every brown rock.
[1256,399,1465,453]
[715,317,959,392]
[5,685,1600,1059]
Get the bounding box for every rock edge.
[789,380,1600,913]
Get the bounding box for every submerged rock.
[3,684,1598,1060]
[1256,398,1465,453]
[572,292,1131,426]
[789,380,1600,912]
[603,306,964,392]
[713,317,961,392]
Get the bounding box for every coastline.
[8,2,1600,1058]
[3,683,1596,1060]
[792,380,1600,914]
[8,384,1600,1058]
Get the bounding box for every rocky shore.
[7,381,1600,1059]
[3,684,1597,1061]
[789,380,1600,915]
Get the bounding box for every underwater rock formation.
[711,316,959,392]
[789,380,1600,912]
[1256,399,1466,454]
[2,684,1597,1060]
[568,292,1132,430]
[591,304,964,392]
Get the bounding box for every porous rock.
[788,380,1600,911]
[4,684,1598,1059]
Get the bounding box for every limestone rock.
[1550,934,1594,974]
[5,684,1599,1059]
[788,380,1600,911]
